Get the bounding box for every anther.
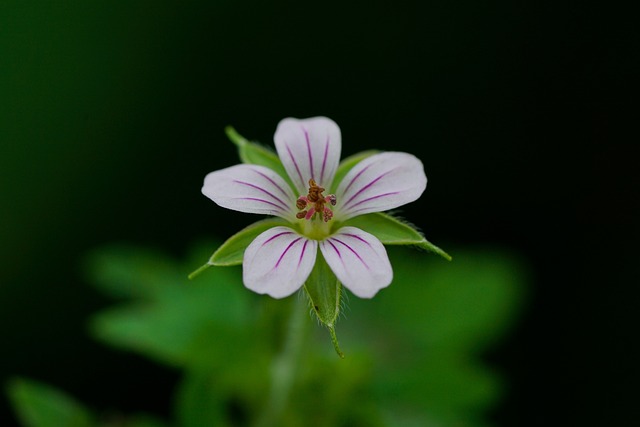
[296,196,308,210]
[323,207,334,222]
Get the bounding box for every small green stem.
[254,296,308,427]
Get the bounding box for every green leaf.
[303,252,344,358]
[225,126,294,189]
[84,246,183,298]
[189,218,287,278]
[90,277,252,368]
[375,352,501,426]
[364,247,526,352]
[7,378,94,427]
[174,370,230,427]
[343,212,451,260]
[89,245,253,369]
[345,247,527,425]
[330,150,378,193]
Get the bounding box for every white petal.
[319,226,392,298]
[202,164,297,220]
[274,117,341,195]
[334,152,427,221]
[243,226,318,298]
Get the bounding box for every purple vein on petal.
[320,135,330,184]
[344,192,401,210]
[261,230,294,247]
[341,163,373,196]
[343,168,397,207]
[326,239,342,260]
[236,197,288,212]
[250,168,291,199]
[232,180,288,209]
[343,233,373,248]
[275,237,302,268]
[303,127,314,181]
[297,239,309,267]
[286,143,305,187]
[332,238,370,269]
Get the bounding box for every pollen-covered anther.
[296,196,308,210]
[323,207,334,222]
[296,178,337,222]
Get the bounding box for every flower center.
[295,178,337,223]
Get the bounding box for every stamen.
[296,196,308,210]
[323,207,333,222]
[296,178,337,222]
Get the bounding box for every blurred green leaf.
[376,353,500,426]
[88,246,254,369]
[343,212,451,260]
[174,370,230,427]
[7,378,94,427]
[379,247,525,351]
[344,246,527,426]
[91,280,252,368]
[330,150,378,193]
[84,242,527,427]
[84,246,183,298]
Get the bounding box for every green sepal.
[330,150,379,193]
[303,251,344,358]
[225,126,294,189]
[189,218,287,278]
[342,212,452,261]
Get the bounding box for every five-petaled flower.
[201,117,427,298]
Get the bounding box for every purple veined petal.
[334,152,427,221]
[243,226,318,298]
[320,226,392,298]
[274,117,342,195]
[202,164,297,220]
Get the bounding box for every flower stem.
[254,295,308,427]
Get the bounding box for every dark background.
[1,1,637,426]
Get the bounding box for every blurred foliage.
[7,242,526,427]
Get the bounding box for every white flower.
[202,117,427,299]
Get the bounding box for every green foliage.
[7,379,94,427]
[347,247,527,426]
[88,243,254,369]
[173,370,231,427]
[343,212,451,260]
[6,378,168,427]
[8,242,526,427]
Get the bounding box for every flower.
[201,117,427,299]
